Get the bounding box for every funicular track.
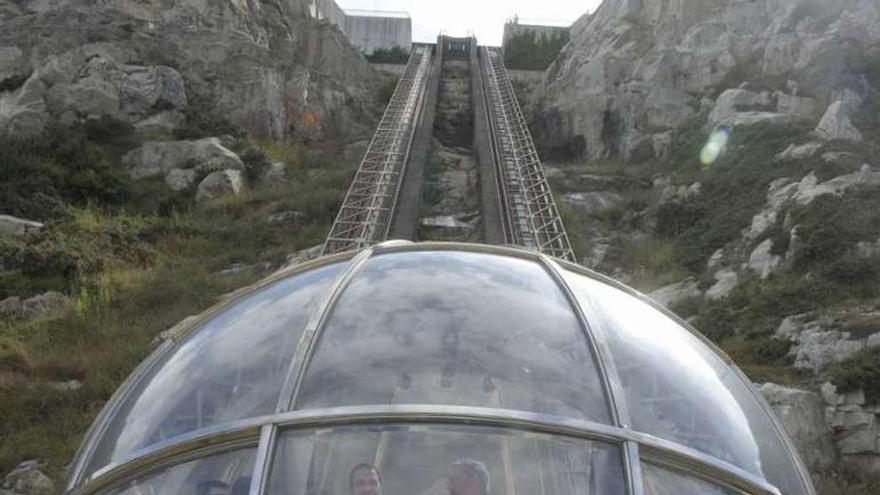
[322,44,433,255]
[324,37,575,262]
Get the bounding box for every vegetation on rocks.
[365,46,410,64]
[503,30,570,71]
[0,116,360,484]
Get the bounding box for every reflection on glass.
[104,448,255,495]
[268,424,626,495]
[642,463,738,495]
[563,272,805,495]
[87,262,347,477]
[296,251,610,422]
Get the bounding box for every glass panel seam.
[538,255,632,428]
[66,339,176,491]
[73,432,260,495]
[70,405,778,495]
[554,258,739,365]
[249,424,277,495]
[624,441,644,495]
[731,366,817,495]
[276,248,376,412]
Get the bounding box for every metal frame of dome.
[64,241,817,495]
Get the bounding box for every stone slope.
[0,0,381,141]
[534,0,880,162]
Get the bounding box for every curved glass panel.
[102,447,255,495]
[86,262,347,478]
[268,423,626,495]
[642,463,740,495]
[563,272,805,495]
[296,251,610,422]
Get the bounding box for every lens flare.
[700,129,729,166]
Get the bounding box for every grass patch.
[0,127,358,484]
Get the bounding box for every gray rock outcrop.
[196,170,245,202]
[759,383,837,478]
[648,278,701,307]
[0,291,70,322]
[534,0,880,162]
[0,0,381,141]
[748,239,781,279]
[0,460,54,495]
[814,101,863,142]
[123,138,244,180]
[705,269,738,300]
[0,215,43,238]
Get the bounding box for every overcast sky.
[336,0,603,46]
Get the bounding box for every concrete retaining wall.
[344,14,412,54]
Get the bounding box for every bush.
[0,125,133,220]
[828,348,880,403]
[503,29,570,71]
[378,74,400,106]
[174,93,243,140]
[790,188,880,271]
[365,46,410,64]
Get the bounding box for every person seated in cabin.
[447,459,490,495]
[350,463,383,495]
[195,479,229,495]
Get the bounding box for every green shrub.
[173,93,243,140]
[790,188,880,271]
[0,124,134,220]
[655,198,705,237]
[365,46,410,64]
[378,74,400,106]
[828,348,880,403]
[503,29,570,71]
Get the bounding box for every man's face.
[447,468,481,495]
[353,469,381,495]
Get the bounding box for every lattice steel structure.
[481,47,575,262]
[322,46,432,255]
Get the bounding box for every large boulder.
[0,460,54,495]
[0,292,70,321]
[759,383,837,478]
[648,278,701,307]
[0,74,48,138]
[748,239,782,279]
[793,166,880,205]
[196,169,245,202]
[705,269,738,300]
[814,101,863,142]
[123,138,244,180]
[0,215,43,238]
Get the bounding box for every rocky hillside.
[534,0,880,493]
[0,0,381,490]
[0,0,380,142]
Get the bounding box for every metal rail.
[322,46,433,255]
[480,47,575,261]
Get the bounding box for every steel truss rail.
[322,46,432,255]
[481,47,575,262]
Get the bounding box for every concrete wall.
[310,0,412,54]
[344,15,412,54]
